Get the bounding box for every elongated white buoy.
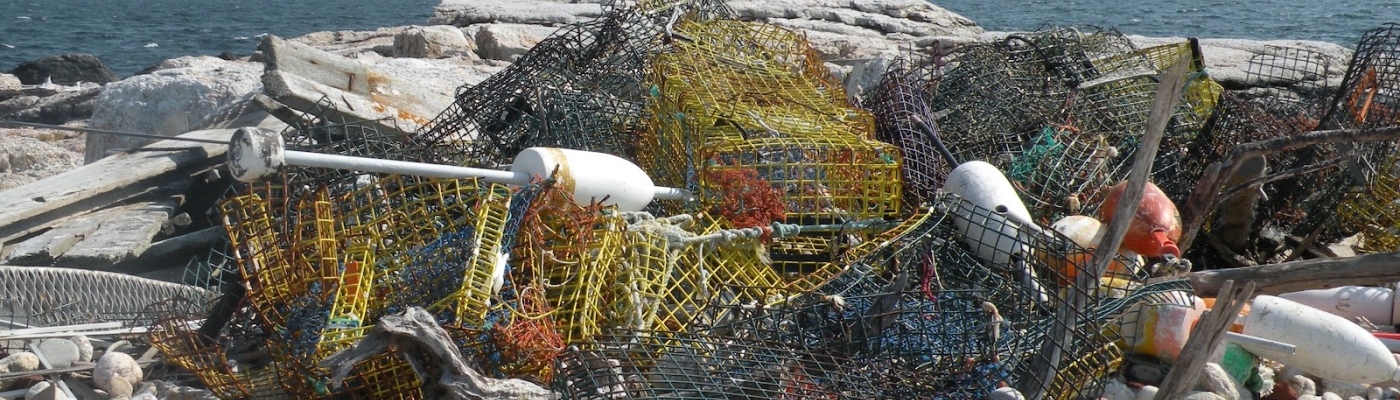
[945,160,1047,302]
[944,161,1041,265]
[227,127,690,212]
[1279,286,1400,326]
[1240,295,1400,384]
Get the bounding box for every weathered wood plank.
[260,35,452,137]
[1186,251,1400,297]
[55,199,179,269]
[2,206,126,265]
[0,111,286,244]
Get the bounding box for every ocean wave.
[144,43,159,48]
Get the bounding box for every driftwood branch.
[319,307,557,400]
[1155,280,1255,400]
[1179,125,1400,252]
[1185,251,1400,297]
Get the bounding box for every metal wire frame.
[861,52,959,213]
[412,1,734,169]
[0,266,217,335]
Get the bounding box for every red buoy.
[1098,180,1182,258]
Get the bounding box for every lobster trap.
[412,0,734,169]
[641,19,902,221]
[862,55,954,212]
[907,27,1223,222]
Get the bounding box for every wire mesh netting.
[0,266,216,340]
[882,26,1224,225]
[412,0,734,168]
[552,193,1165,399]
[1333,23,1400,253]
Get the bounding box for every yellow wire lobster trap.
[640,19,902,222]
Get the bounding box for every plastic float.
[1278,285,1400,325]
[1240,295,1400,384]
[1043,215,1144,286]
[944,160,1048,301]
[1098,180,1182,259]
[226,127,690,212]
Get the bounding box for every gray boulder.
[393,25,478,59]
[8,53,118,85]
[431,0,604,26]
[474,24,554,62]
[85,56,261,163]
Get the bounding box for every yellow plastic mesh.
[148,317,290,399]
[1047,339,1125,400]
[1137,40,1225,134]
[514,185,624,345]
[1338,151,1400,252]
[640,19,902,221]
[442,183,514,327]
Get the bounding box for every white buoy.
[944,161,1047,302]
[944,161,1040,266]
[227,127,690,212]
[1241,295,1400,384]
[1279,286,1400,325]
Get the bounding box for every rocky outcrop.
[7,53,119,85]
[0,84,101,125]
[430,0,604,27]
[728,0,983,60]
[473,24,553,62]
[85,56,262,163]
[291,26,416,58]
[0,124,84,190]
[393,25,478,59]
[1129,35,1352,95]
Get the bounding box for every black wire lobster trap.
[411,0,734,169]
[870,26,1223,225]
[552,193,1174,399]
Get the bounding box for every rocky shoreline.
[0,0,1358,189]
[0,2,1388,400]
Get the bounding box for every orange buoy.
[1098,180,1182,258]
[1042,215,1143,286]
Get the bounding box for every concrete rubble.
[0,1,1398,400]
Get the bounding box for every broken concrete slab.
[3,206,125,266]
[259,35,453,138]
[56,199,180,270]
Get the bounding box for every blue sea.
[934,0,1394,47]
[0,0,437,77]
[0,0,1393,78]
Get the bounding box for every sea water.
[935,0,1394,46]
[0,0,1394,77]
[0,0,437,77]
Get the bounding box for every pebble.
[1135,385,1159,400]
[93,352,143,397]
[1367,386,1383,400]
[1322,393,1343,400]
[0,352,40,372]
[72,335,93,363]
[37,338,81,368]
[1102,379,1136,400]
[1322,380,1370,398]
[1201,362,1241,400]
[1291,376,1318,397]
